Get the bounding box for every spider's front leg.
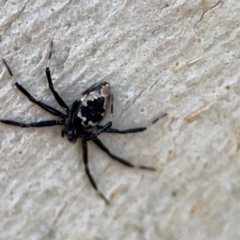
[2,59,66,119]
[0,119,64,128]
[45,41,70,114]
[92,137,156,171]
[97,112,167,134]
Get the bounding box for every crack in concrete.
[159,0,178,14]
[49,43,71,78]
[1,0,31,40]
[149,77,161,91]
[44,203,68,239]
[54,53,70,73]
[152,1,177,35]
[2,0,8,8]
[120,77,161,120]
[171,0,178,6]
[194,0,222,31]
[120,89,145,120]
[52,203,67,226]
[130,88,145,108]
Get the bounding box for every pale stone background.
[0,0,240,239]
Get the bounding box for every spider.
[1,42,166,204]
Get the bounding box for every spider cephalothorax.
[1,42,165,204]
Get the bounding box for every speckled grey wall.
[1,0,240,239]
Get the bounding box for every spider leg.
[2,59,66,119]
[46,41,70,113]
[92,137,156,171]
[85,94,114,141]
[82,139,110,205]
[97,112,167,134]
[96,126,147,134]
[0,119,64,127]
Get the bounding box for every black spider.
[1,42,166,204]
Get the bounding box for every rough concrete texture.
[0,0,240,239]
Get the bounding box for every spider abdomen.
[77,82,110,128]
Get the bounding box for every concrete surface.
[0,0,240,239]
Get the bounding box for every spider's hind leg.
[93,137,156,171]
[82,139,110,205]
